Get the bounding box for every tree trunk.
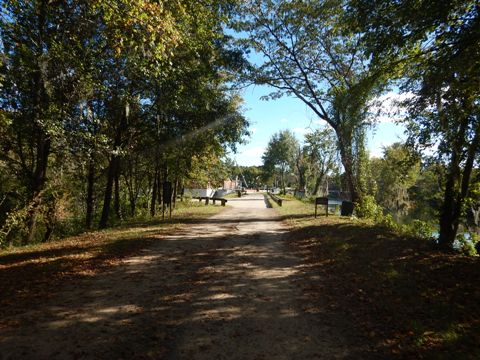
[157,171,162,206]
[337,133,359,204]
[99,98,127,228]
[438,175,459,249]
[99,156,118,228]
[129,196,136,217]
[85,155,95,229]
[173,178,178,209]
[26,135,51,244]
[114,163,122,221]
[26,0,50,244]
[313,173,324,196]
[438,121,480,249]
[150,169,158,217]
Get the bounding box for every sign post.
[315,197,329,218]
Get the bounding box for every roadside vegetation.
[270,196,480,358]
[0,201,223,316]
[236,0,479,253]
[0,1,248,249]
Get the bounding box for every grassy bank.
[0,201,224,314]
[272,195,480,359]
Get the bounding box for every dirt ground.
[0,193,371,359]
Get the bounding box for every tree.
[0,0,96,242]
[0,0,250,245]
[234,0,386,204]
[240,166,264,189]
[371,143,420,221]
[303,127,339,196]
[350,0,480,248]
[262,130,298,194]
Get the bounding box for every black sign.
[315,197,328,205]
[163,181,172,205]
[315,197,329,218]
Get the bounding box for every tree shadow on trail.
[286,221,480,359]
[0,223,372,359]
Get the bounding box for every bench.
[268,192,283,206]
[211,197,228,206]
[193,196,210,204]
[193,196,227,206]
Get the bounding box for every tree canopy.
[0,0,249,245]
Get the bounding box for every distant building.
[223,178,241,190]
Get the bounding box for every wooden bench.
[211,197,228,206]
[193,196,210,204]
[268,192,283,206]
[193,196,227,206]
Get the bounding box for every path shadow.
[0,222,372,359]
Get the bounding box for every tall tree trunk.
[173,178,178,209]
[99,99,127,228]
[438,170,459,249]
[26,135,51,244]
[129,196,136,217]
[114,162,122,220]
[99,156,118,228]
[157,171,162,206]
[313,171,325,196]
[337,133,359,204]
[438,122,480,248]
[150,169,158,217]
[85,155,95,229]
[26,0,50,244]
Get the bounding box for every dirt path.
[0,193,368,359]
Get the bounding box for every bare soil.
[0,193,371,359]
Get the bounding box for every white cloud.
[241,145,266,157]
[369,140,393,158]
[292,127,313,136]
[235,145,266,166]
[312,119,329,126]
[280,118,288,123]
[369,91,416,124]
[250,127,257,135]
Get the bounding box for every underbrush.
[0,200,224,311]
[1,200,222,249]
[273,195,480,358]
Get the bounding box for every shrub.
[455,233,478,256]
[404,219,436,240]
[355,195,383,221]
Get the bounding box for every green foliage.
[0,0,249,246]
[355,194,383,221]
[403,220,436,241]
[234,0,387,204]
[262,130,298,193]
[349,0,480,247]
[455,233,478,257]
[302,126,339,195]
[371,143,421,220]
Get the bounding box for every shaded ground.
[282,211,480,359]
[0,193,370,359]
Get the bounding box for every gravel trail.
[0,193,366,359]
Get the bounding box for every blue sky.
[231,85,408,167]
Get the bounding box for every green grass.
[274,195,480,359]
[224,191,241,198]
[267,193,352,228]
[0,200,224,312]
